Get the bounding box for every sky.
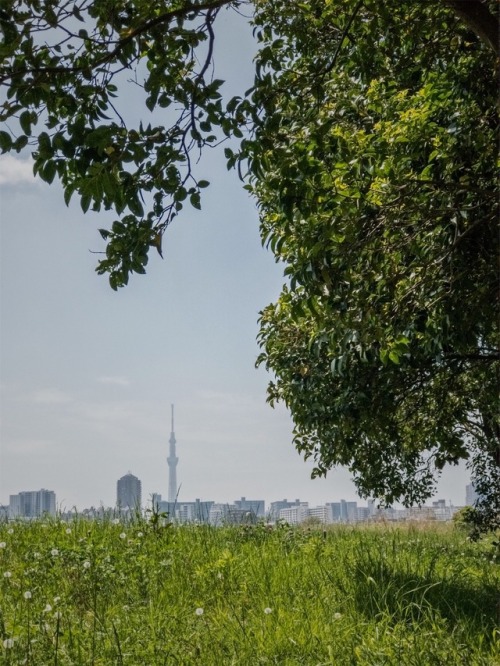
[0,7,469,511]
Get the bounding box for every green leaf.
[80,194,91,213]
[190,192,201,210]
[19,110,32,135]
[0,131,12,152]
[42,160,57,184]
[13,135,28,152]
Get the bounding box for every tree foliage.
[0,0,240,287]
[248,0,499,528]
[1,0,498,529]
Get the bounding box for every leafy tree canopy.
[1,0,498,531]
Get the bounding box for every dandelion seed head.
[53,596,60,604]
[54,611,62,620]
[44,604,52,613]
[3,638,14,649]
[33,552,41,559]
[119,532,126,540]
[334,612,342,620]
[0,542,6,549]
[137,532,144,538]
[65,528,71,534]
[83,561,91,569]
[195,607,204,616]
[7,528,14,534]
[24,591,32,600]
[112,518,120,525]
[3,571,12,578]
[51,549,59,557]
[264,607,272,615]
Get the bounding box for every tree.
[248,0,499,533]
[1,0,498,530]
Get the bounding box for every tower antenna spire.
[167,403,178,503]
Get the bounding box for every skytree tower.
[167,404,178,503]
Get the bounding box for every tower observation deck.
[167,404,178,503]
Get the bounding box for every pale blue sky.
[0,8,469,510]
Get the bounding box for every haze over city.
[0,9,470,511]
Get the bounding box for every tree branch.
[444,0,500,56]
[0,0,236,84]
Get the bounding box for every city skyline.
[2,481,470,525]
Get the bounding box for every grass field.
[0,517,498,665]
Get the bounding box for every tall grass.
[0,517,498,664]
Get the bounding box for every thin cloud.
[97,376,131,388]
[33,389,73,405]
[0,155,35,186]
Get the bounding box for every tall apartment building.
[8,489,56,518]
[116,473,142,510]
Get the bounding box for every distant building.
[116,473,142,510]
[233,497,265,519]
[308,505,334,524]
[9,489,56,518]
[269,499,301,520]
[209,503,226,525]
[279,503,309,525]
[152,495,213,523]
[465,483,479,506]
[356,506,371,522]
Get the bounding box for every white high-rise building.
[279,503,309,525]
